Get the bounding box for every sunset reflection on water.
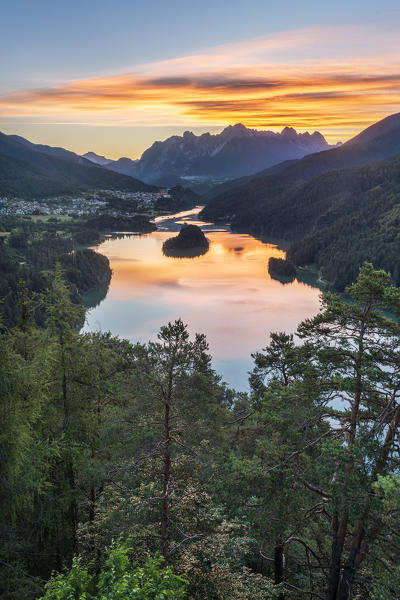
[83,208,321,390]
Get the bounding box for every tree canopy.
[1,263,400,600]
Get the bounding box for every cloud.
[0,25,399,141]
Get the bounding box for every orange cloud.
[1,26,399,143]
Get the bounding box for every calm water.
[82,207,321,391]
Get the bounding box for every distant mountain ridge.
[82,151,113,166]
[9,135,90,166]
[0,133,157,198]
[201,112,400,223]
[83,123,335,190]
[345,112,400,147]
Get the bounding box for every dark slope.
[256,154,400,289]
[0,132,157,198]
[201,112,400,223]
[204,158,299,200]
[9,134,91,166]
[344,112,400,147]
[290,155,400,289]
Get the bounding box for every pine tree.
[246,264,400,599]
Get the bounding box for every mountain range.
[201,112,400,290]
[0,133,157,198]
[83,124,335,190]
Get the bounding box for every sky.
[1,0,400,159]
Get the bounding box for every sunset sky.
[2,0,400,158]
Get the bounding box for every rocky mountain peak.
[183,130,196,139]
[220,123,253,141]
[281,126,298,140]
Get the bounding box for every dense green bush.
[39,541,187,600]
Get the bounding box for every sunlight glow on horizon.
[1,25,399,157]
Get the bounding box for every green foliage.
[0,324,49,521]
[82,318,231,563]
[39,542,187,600]
[44,264,87,333]
[0,216,112,327]
[369,566,400,600]
[179,518,280,600]
[39,556,92,600]
[267,257,296,281]
[226,263,400,598]
[59,249,111,294]
[3,264,400,600]
[84,214,156,233]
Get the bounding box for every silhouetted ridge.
[0,132,156,197]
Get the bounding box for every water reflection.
[83,208,321,390]
[162,245,210,258]
[82,283,110,309]
[269,273,296,285]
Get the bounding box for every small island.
[268,257,297,282]
[162,224,210,258]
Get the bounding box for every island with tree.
[162,223,210,257]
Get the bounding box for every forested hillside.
[250,154,400,289]
[0,216,112,326]
[1,264,400,600]
[286,157,400,288]
[0,132,157,198]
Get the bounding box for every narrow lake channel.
[82,207,321,390]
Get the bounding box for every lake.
[82,207,321,391]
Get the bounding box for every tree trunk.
[337,565,355,600]
[326,513,347,600]
[161,399,171,559]
[336,523,365,600]
[60,341,77,552]
[274,543,285,600]
[89,484,96,522]
[66,458,78,553]
[326,546,341,600]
